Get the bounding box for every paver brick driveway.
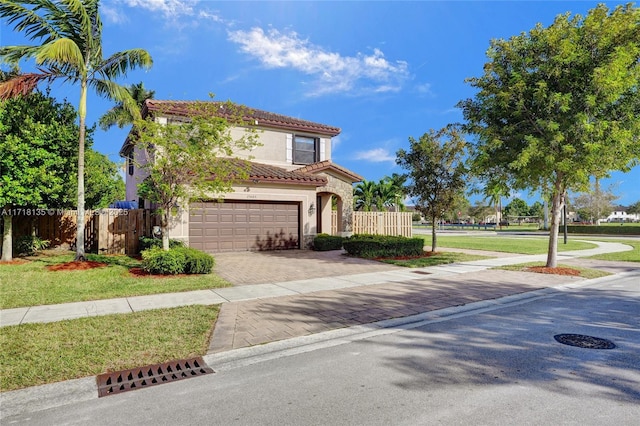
[213,249,403,286]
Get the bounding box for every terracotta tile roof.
[295,160,363,183]
[241,161,328,186]
[143,100,341,137]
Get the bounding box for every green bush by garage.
[141,246,215,275]
[313,234,344,251]
[342,234,425,258]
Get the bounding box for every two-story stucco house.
[120,100,362,252]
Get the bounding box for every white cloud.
[101,4,129,23]
[227,27,410,96]
[415,82,434,97]
[121,0,195,18]
[354,148,396,163]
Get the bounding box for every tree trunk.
[162,208,170,251]
[546,186,564,268]
[431,213,438,252]
[75,80,87,261]
[1,213,12,262]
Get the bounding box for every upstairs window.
[293,135,318,165]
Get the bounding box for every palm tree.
[375,180,397,212]
[0,0,152,260]
[99,81,155,130]
[383,173,408,212]
[354,180,377,212]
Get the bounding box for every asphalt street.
[4,272,639,426]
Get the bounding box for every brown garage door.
[189,201,300,252]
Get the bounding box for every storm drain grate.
[412,271,432,275]
[554,334,616,350]
[97,357,214,397]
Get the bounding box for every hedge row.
[141,246,215,275]
[342,234,424,258]
[313,234,344,251]
[567,225,640,235]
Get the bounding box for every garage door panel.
[189,201,300,253]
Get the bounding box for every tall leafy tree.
[627,200,640,215]
[503,198,530,219]
[99,81,154,130]
[459,4,640,267]
[68,149,125,209]
[0,0,153,260]
[133,101,260,250]
[396,126,467,252]
[1,90,80,261]
[570,179,618,224]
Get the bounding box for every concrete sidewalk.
[1,240,633,330]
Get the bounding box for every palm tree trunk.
[1,213,12,261]
[75,80,87,261]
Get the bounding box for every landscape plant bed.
[0,251,231,309]
[46,260,108,271]
[0,305,219,392]
[496,262,610,279]
[376,251,489,268]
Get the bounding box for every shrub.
[177,247,215,274]
[141,247,186,275]
[412,213,422,222]
[313,234,343,251]
[343,234,424,258]
[14,235,50,256]
[567,225,640,235]
[139,236,185,251]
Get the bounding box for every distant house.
[121,100,362,252]
[605,206,640,223]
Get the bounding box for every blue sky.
[2,0,638,207]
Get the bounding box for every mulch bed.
[0,259,30,265]
[376,252,441,261]
[128,267,188,278]
[46,261,108,271]
[525,266,581,276]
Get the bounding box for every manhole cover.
[97,357,214,397]
[412,271,431,275]
[553,334,616,350]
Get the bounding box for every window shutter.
[286,134,293,163]
[319,138,326,161]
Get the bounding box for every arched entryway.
[316,192,343,235]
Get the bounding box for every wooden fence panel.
[350,211,413,237]
[7,209,157,256]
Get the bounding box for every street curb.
[2,269,637,420]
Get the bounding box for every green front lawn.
[0,252,231,309]
[422,236,597,254]
[0,305,218,392]
[378,252,489,267]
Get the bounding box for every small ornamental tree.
[132,100,260,250]
[1,90,80,261]
[396,126,467,252]
[459,4,640,267]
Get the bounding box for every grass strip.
[582,239,640,263]
[377,252,489,268]
[0,305,219,392]
[495,262,611,279]
[421,236,597,254]
[0,253,231,309]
